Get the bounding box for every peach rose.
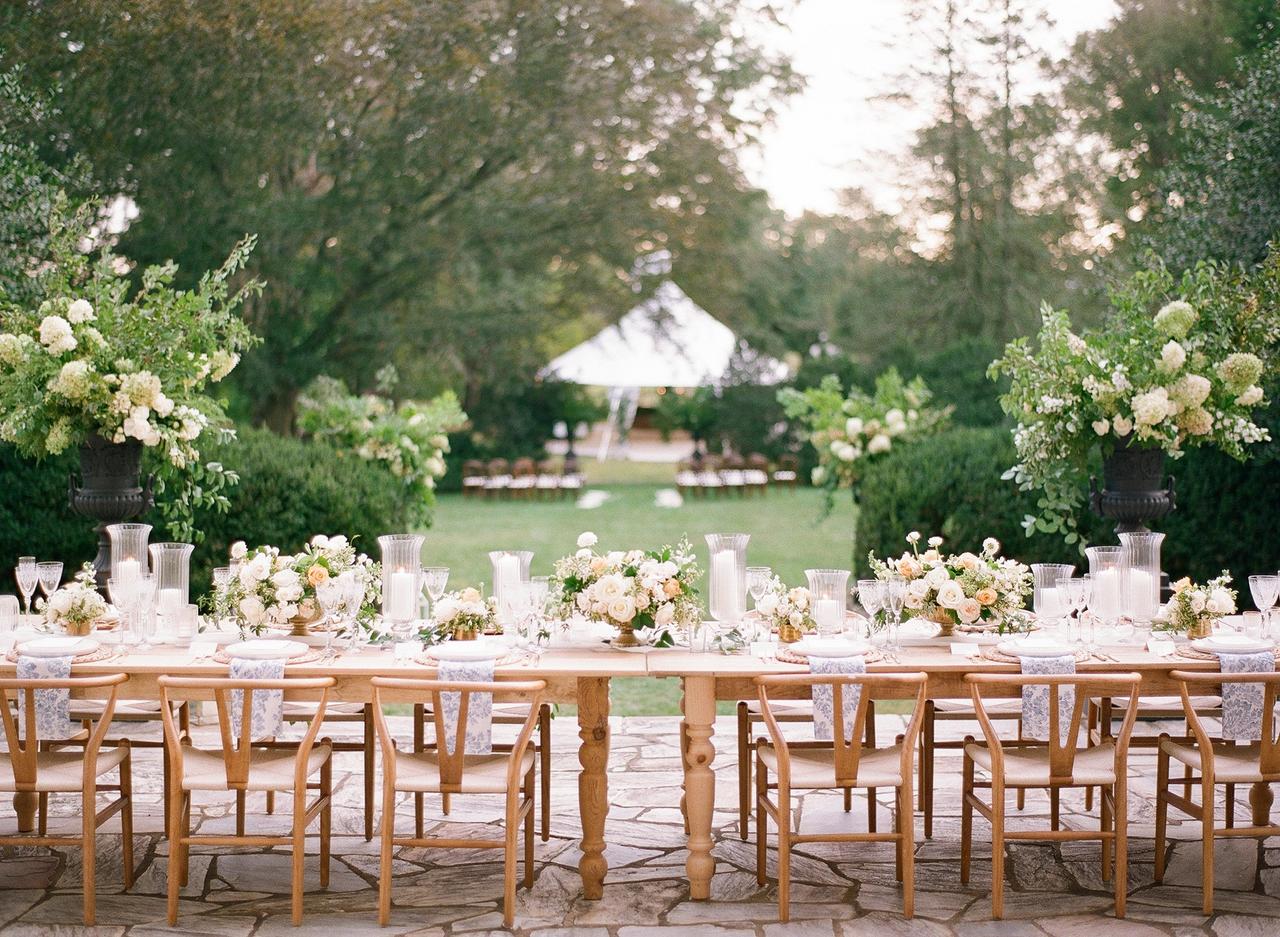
[663,578,682,598]
[974,587,997,606]
[307,565,330,587]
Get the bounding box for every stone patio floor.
[2,711,1279,936]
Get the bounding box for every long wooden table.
[3,639,1253,904]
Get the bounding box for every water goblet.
[0,595,18,632]
[421,566,449,614]
[315,578,347,659]
[1248,574,1279,639]
[133,575,158,650]
[883,575,906,660]
[857,579,885,648]
[36,561,63,600]
[15,557,37,615]
[747,567,773,607]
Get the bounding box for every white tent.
[543,280,789,389]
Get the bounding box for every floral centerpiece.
[551,531,701,647]
[753,577,816,643]
[0,229,261,542]
[777,368,950,504]
[429,587,499,641]
[217,534,380,636]
[297,367,467,526]
[990,256,1279,544]
[1165,572,1237,640]
[868,533,1032,637]
[38,563,109,636]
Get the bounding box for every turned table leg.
[14,792,36,832]
[577,676,611,900]
[681,675,717,900]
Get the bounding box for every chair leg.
[737,702,750,840]
[1114,780,1128,918]
[37,792,48,837]
[378,775,396,926]
[538,703,551,842]
[120,750,135,890]
[960,748,974,884]
[1100,786,1113,883]
[363,704,376,842]
[414,704,425,839]
[991,783,1006,920]
[922,700,935,838]
[179,792,192,889]
[320,757,333,889]
[167,782,184,925]
[1154,747,1169,883]
[899,783,915,919]
[777,789,792,923]
[1085,702,1097,811]
[82,784,97,926]
[1201,778,1216,916]
[503,796,518,928]
[266,789,275,815]
[235,790,246,837]
[524,767,536,888]
[1051,786,1060,831]
[865,706,877,833]
[1225,782,1236,828]
[755,751,767,886]
[291,791,307,926]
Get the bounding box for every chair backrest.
[462,459,485,477]
[487,458,509,476]
[778,453,799,471]
[1172,669,1280,777]
[0,673,128,787]
[755,672,928,788]
[966,672,1141,783]
[158,675,334,791]
[372,677,545,792]
[747,453,769,470]
[511,457,536,476]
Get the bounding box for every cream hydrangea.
[119,371,163,408]
[0,333,26,366]
[1235,385,1264,407]
[1217,353,1264,392]
[1169,373,1211,408]
[1154,300,1196,338]
[66,299,95,324]
[1177,408,1213,436]
[1158,340,1186,373]
[1131,387,1172,426]
[49,359,95,400]
[38,315,76,355]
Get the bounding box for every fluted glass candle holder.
[806,568,851,635]
[107,523,151,588]
[149,542,194,625]
[1086,545,1127,626]
[1119,531,1164,623]
[379,534,425,637]
[490,550,533,628]
[705,533,750,624]
[1031,563,1075,626]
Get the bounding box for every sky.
[743,0,1119,217]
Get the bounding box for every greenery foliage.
[0,443,92,573]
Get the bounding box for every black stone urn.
[68,434,154,591]
[1089,435,1175,535]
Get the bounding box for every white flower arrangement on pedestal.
[550,531,701,647]
[867,532,1032,635]
[1165,572,1237,636]
[753,577,816,640]
[38,563,108,635]
[430,587,499,638]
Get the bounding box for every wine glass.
[132,575,158,650]
[15,557,37,615]
[857,579,885,646]
[109,576,142,647]
[421,566,449,616]
[36,561,63,600]
[883,574,906,661]
[747,567,773,607]
[1060,575,1092,651]
[315,577,347,659]
[1248,574,1279,639]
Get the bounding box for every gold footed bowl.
[612,622,639,648]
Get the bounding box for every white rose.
[310,534,330,549]
[1189,592,1206,614]
[905,593,923,609]
[867,433,891,454]
[956,598,982,624]
[1207,588,1235,616]
[924,567,950,590]
[757,593,779,616]
[787,587,810,611]
[576,591,592,612]
[1112,414,1134,436]
[67,299,95,323]
[936,581,965,609]
[607,596,636,623]
[1092,418,1110,436]
[654,602,675,626]
[597,574,626,601]
[635,590,650,610]
[238,596,266,624]
[434,598,460,623]
[577,531,598,548]
[908,579,929,599]
[230,541,247,559]
[787,610,803,628]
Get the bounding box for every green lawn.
[418,465,856,715]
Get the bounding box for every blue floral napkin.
[1019,654,1075,742]
[439,658,494,755]
[228,656,286,741]
[810,655,865,742]
[16,655,74,741]
[1218,650,1275,741]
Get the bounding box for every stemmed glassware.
[15,557,37,616]
[747,567,773,607]
[883,574,906,661]
[1058,575,1093,651]
[315,577,347,660]
[1248,574,1279,639]
[421,567,450,618]
[36,561,63,602]
[856,579,885,648]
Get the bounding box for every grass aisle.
[419,467,856,714]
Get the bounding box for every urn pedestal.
[68,436,154,593]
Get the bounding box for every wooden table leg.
[14,792,36,832]
[1251,781,1273,826]
[681,675,716,900]
[577,676,610,900]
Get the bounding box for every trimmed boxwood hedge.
[0,428,420,599]
[855,423,1280,589]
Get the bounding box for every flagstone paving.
[2,712,1278,935]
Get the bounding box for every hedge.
[0,429,420,600]
[855,424,1280,589]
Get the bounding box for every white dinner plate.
[953,630,1002,645]
[17,636,99,658]
[1192,634,1274,655]
[997,636,1074,658]
[788,637,871,658]
[430,639,505,662]
[226,639,309,660]
[897,620,942,645]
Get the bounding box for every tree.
[1,1,797,429]
[1058,0,1280,246]
[1144,40,1280,270]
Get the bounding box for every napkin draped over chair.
[439,658,495,755]
[228,656,286,741]
[809,655,865,742]
[1217,650,1276,741]
[1019,654,1076,741]
[15,654,74,741]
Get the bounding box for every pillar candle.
[813,598,844,633]
[711,549,742,621]
[387,570,417,621]
[115,558,141,586]
[1092,568,1123,620]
